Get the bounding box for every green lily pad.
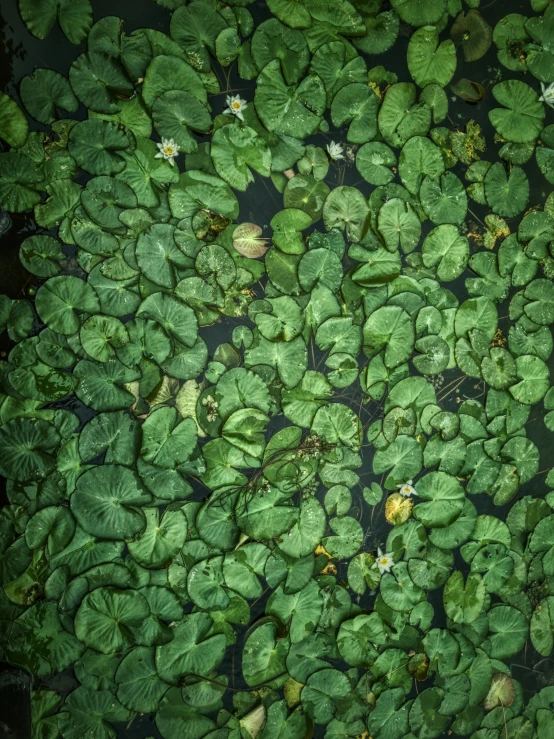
[407,26,457,88]
[255,59,325,139]
[152,89,211,153]
[25,70,77,127]
[211,124,271,191]
[391,0,446,27]
[75,587,150,654]
[489,79,545,143]
[70,465,151,539]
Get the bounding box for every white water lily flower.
[155,137,180,166]
[539,82,554,108]
[224,94,247,121]
[397,479,417,497]
[326,141,344,160]
[372,547,394,575]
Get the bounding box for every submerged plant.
[1,0,554,737]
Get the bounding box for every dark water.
[1,0,554,736]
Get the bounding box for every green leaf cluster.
[1,1,554,738]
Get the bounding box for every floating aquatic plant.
[0,0,554,738]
